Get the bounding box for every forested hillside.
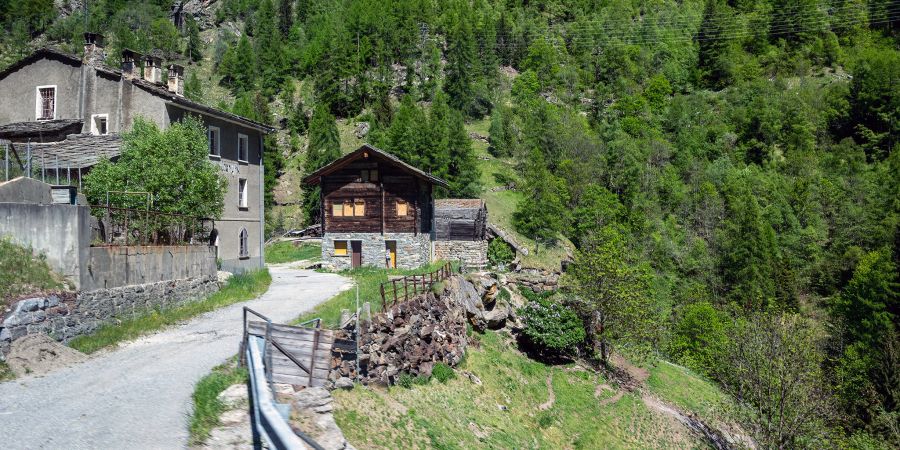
[1,0,897,447]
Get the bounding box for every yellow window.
[354,199,365,216]
[397,200,408,216]
[334,241,348,256]
[344,200,354,216]
[332,202,343,217]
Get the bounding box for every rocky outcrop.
[449,273,514,331]
[289,387,356,450]
[503,269,560,293]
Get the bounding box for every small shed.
[434,199,487,241]
[433,199,488,268]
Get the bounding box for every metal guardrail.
[242,307,325,450]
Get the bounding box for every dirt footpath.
[0,266,350,450]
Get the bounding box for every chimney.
[143,54,163,84]
[167,64,185,96]
[121,49,142,79]
[83,32,106,66]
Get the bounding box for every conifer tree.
[384,95,427,166]
[278,0,293,38]
[184,15,203,63]
[302,104,341,225]
[445,109,480,198]
[514,149,568,250]
[255,0,284,94]
[444,7,479,116]
[184,71,204,102]
[697,0,735,89]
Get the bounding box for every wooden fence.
[379,262,454,310]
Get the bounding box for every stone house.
[302,144,487,270]
[0,34,274,273]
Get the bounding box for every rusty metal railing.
[378,262,453,311]
[89,205,214,246]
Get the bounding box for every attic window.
[36,86,56,121]
[91,114,108,135]
[361,169,378,182]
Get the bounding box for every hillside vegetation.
[0,238,65,306]
[2,0,898,446]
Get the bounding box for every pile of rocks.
[504,269,560,293]
[357,288,467,384]
[449,273,517,331]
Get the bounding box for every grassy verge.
[69,269,272,354]
[333,330,712,449]
[0,361,14,382]
[647,360,730,420]
[294,261,454,328]
[0,237,66,307]
[189,360,249,445]
[265,241,321,264]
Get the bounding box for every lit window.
[91,114,108,135]
[237,134,248,162]
[239,228,249,258]
[238,178,248,208]
[397,200,408,216]
[354,199,365,216]
[334,241,348,256]
[332,202,344,217]
[208,127,220,156]
[36,86,56,121]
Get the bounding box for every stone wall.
[321,232,430,270]
[0,276,218,358]
[356,286,468,385]
[503,269,560,292]
[434,240,488,268]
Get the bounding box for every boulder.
[217,384,249,409]
[484,301,510,329]
[335,377,354,390]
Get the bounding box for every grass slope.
[0,361,14,382]
[333,331,709,449]
[189,360,248,445]
[466,118,572,271]
[0,238,65,307]
[69,269,272,354]
[294,262,454,328]
[265,241,321,264]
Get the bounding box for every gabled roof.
[0,47,274,134]
[302,144,449,188]
[25,134,123,169]
[0,119,83,140]
[434,198,485,209]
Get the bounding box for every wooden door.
[386,241,397,268]
[351,241,362,268]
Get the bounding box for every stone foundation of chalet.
[322,232,430,270]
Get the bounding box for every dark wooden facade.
[305,145,449,234]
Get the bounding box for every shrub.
[396,373,415,389]
[669,301,728,377]
[488,238,515,268]
[431,363,456,383]
[518,297,586,356]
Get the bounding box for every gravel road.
[0,265,351,450]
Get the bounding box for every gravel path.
[0,265,351,450]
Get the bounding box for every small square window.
[332,202,344,217]
[397,200,408,216]
[334,241,348,256]
[91,114,108,135]
[238,178,248,208]
[208,127,220,157]
[238,134,249,162]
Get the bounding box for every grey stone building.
[303,144,487,270]
[0,34,274,273]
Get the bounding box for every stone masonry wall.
[434,240,488,268]
[322,232,430,270]
[0,276,217,359]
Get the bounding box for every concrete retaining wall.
[0,276,218,358]
[0,202,92,287]
[83,245,217,291]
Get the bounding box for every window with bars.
[37,86,56,120]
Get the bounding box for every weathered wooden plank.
[247,322,335,342]
[269,354,332,372]
[270,372,330,386]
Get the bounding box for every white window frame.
[35,85,57,121]
[238,178,248,209]
[208,126,221,158]
[90,114,109,135]
[237,133,249,163]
